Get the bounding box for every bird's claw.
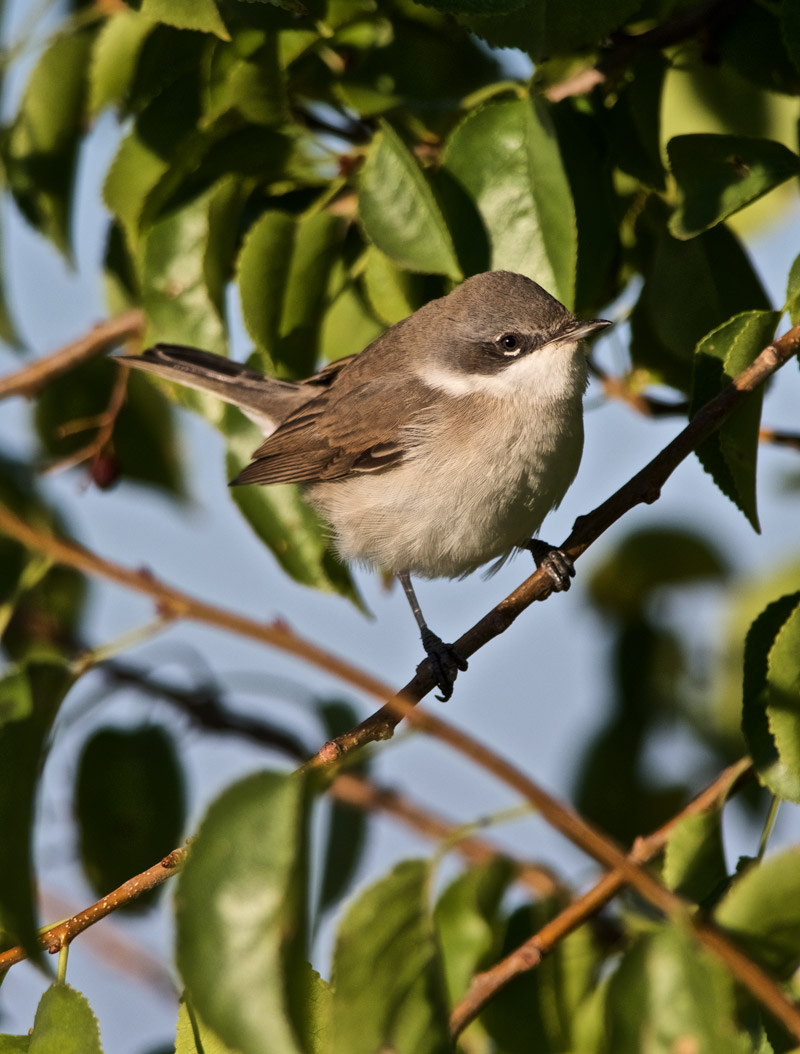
[526,539,575,592]
[419,626,468,701]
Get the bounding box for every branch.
[0,311,144,401]
[308,322,800,763]
[0,849,185,972]
[450,757,753,1036]
[385,696,800,1039]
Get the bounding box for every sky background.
[1,5,800,1053]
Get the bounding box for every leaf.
[669,134,800,239]
[237,210,347,378]
[587,526,730,619]
[330,859,450,1054]
[318,280,383,362]
[358,122,461,280]
[714,848,800,977]
[608,52,668,191]
[4,29,94,258]
[224,408,362,605]
[443,97,576,306]
[362,247,440,325]
[206,37,287,126]
[0,668,32,726]
[783,0,800,73]
[0,661,73,960]
[0,1037,30,1052]
[662,808,728,905]
[176,770,311,1054]
[580,924,748,1054]
[719,3,800,97]
[175,998,240,1054]
[690,309,780,530]
[742,592,800,802]
[75,725,185,908]
[89,10,153,116]
[29,984,102,1054]
[434,859,513,1004]
[787,251,800,325]
[139,0,230,39]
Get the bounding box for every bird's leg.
[399,572,468,701]
[524,539,575,592]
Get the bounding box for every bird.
[117,270,611,699]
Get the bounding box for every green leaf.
[139,0,230,39]
[714,848,800,977]
[358,123,461,280]
[786,252,800,325]
[577,924,748,1054]
[0,1036,30,1052]
[4,29,94,257]
[662,808,728,904]
[691,309,780,531]
[224,409,362,605]
[742,592,800,802]
[434,859,513,1005]
[0,661,72,960]
[237,210,347,378]
[608,52,668,191]
[319,280,383,363]
[719,3,800,97]
[206,36,287,125]
[176,770,311,1054]
[29,984,102,1054]
[587,526,729,619]
[175,998,240,1054]
[783,0,800,73]
[331,859,450,1054]
[0,667,32,727]
[89,10,153,116]
[443,97,576,306]
[75,725,185,908]
[669,134,800,239]
[362,247,440,325]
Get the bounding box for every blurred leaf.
[362,247,439,325]
[630,205,770,391]
[139,0,230,39]
[75,725,185,909]
[0,668,31,726]
[443,97,576,306]
[663,808,728,905]
[4,29,94,257]
[319,280,383,362]
[691,310,780,531]
[573,924,748,1054]
[714,848,800,977]
[764,597,800,783]
[787,251,800,325]
[0,210,24,352]
[358,122,462,280]
[462,0,642,62]
[237,209,347,377]
[29,984,102,1054]
[89,10,153,116]
[588,526,729,618]
[719,3,800,97]
[784,1,800,73]
[0,1037,29,1052]
[608,53,668,190]
[224,408,362,605]
[434,858,513,1005]
[317,701,369,919]
[331,859,450,1054]
[175,998,240,1054]
[34,357,184,496]
[0,661,72,960]
[177,770,311,1054]
[669,134,800,239]
[206,36,287,125]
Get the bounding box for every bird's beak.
[564,318,613,342]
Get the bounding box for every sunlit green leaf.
[176,770,311,1054]
[206,37,287,125]
[662,808,728,905]
[358,123,461,280]
[0,1036,30,1052]
[89,10,153,115]
[139,0,230,39]
[29,985,102,1054]
[714,848,800,977]
[787,251,800,325]
[669,134,800,239]
[175,998,239,1054]
[691,309,780,530]
[362,247,440,325]
[319,280,383,363]
[443,97,576,306]
[331,859,449,1054]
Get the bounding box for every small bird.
[118,271,610,698]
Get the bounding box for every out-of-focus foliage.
[0,0,799,1050]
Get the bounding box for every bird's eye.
[497,333,520,353]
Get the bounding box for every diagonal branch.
[0,311,144,401]
[450,757,753,1036]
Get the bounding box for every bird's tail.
[116,344,306,434]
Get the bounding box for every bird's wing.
[232,372,436,486]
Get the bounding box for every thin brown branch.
[759,427,800,452]
[450,757,753,1036]
[0,311,143,401]
[385,696,800,1039]
[309,322,800,763]
[0,848,185,973]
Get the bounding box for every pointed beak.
[564,318,613,342]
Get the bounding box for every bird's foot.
[419,626,468,702]
[525,539,575,592]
